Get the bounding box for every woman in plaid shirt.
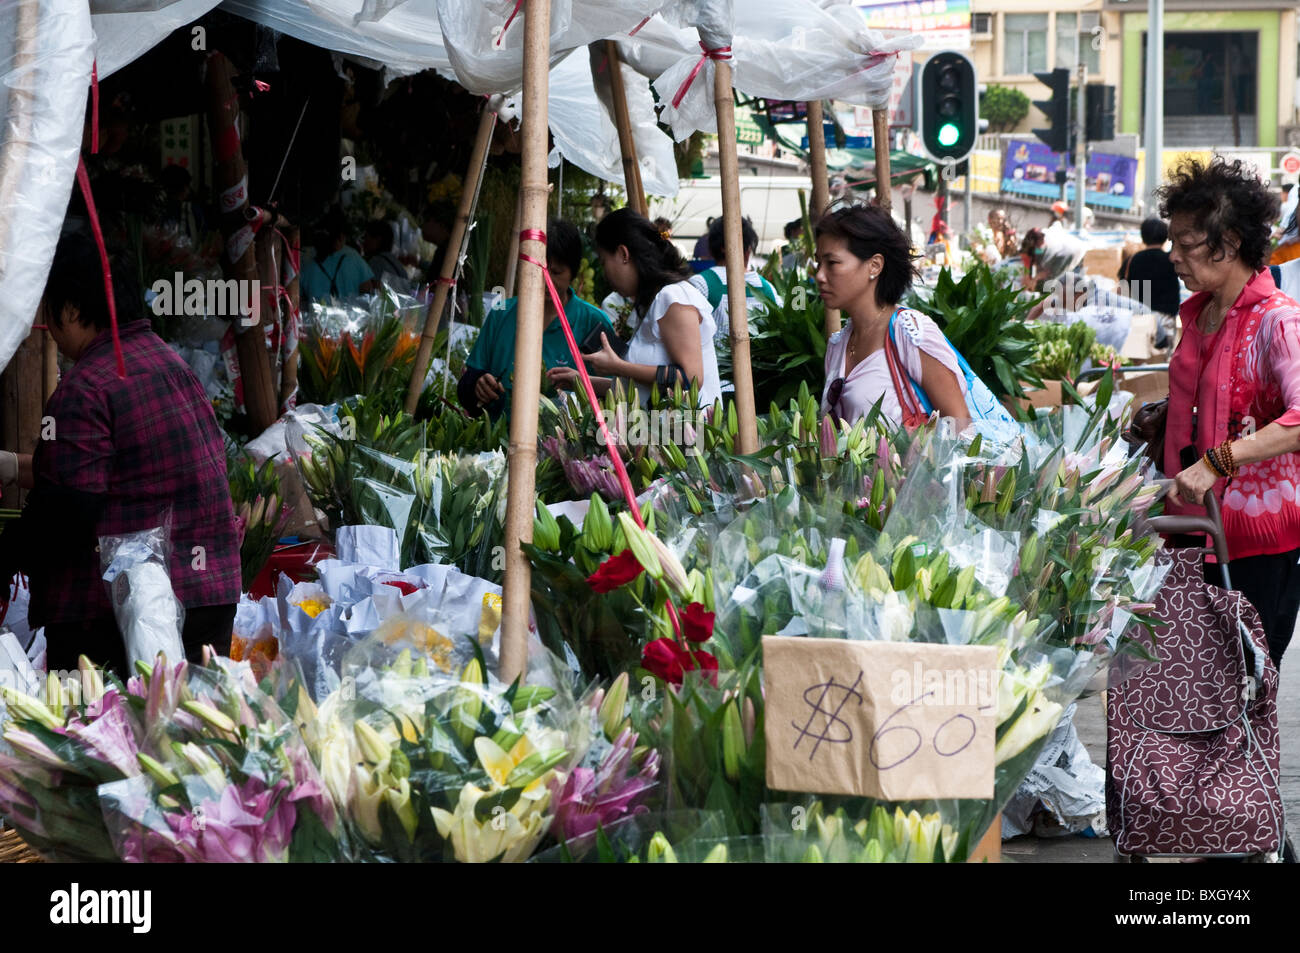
[0,231,240,676]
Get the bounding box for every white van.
[651,175,814,259]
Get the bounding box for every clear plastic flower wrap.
[303,638,590,862]
[96,655,346,863]
[99,524,185,669]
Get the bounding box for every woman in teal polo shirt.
[457,219,614,419]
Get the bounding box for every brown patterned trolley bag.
[1106,491,1285,860]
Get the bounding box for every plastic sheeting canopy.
[0,0,95,377]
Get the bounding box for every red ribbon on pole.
[517,228,684,642]
[75,157,126,379]
[671,43,732,110]
[90,60,99,154]
[498,0,524,47]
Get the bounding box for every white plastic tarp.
[0,0,95,375]
[434,0,665,96]
[543,48,677,197]
[638,0,920,141]
[92,0,224,78]
[221,0,454,78]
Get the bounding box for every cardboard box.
[1082,247,1121,282]
[1120,311,1158,362]
[1118,369,1168,407]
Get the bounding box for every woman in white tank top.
[547,209,722,409]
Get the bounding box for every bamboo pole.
[806,100,830,218]
[806,100,838,336]
[714,59,758,456]
[499,0,552,684]
[204,52,277,434]
[42,330,56,403]
[405,105,498,414]
[280,225,300,409]
[872,108,892,213]
[605,40,647,217]
[504,189,523,298]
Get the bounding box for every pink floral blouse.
[1165,268,1300,559]
[821,308,967,425]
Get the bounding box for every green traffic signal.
[920,51,976,161]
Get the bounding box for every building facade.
[970,0,1299,148]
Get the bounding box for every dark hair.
[1139,217,1168,246]
[1157,157,1278,271]
[706,215,758,262]
[364,219,394,252]
[43,229,142,332]
[784,219,803,240]
[813,204,919,306]
[547,218,583,276]
[1284,183,1294,194]
[594,207,691,314]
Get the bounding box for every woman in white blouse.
[547,208,722,408]
[817,204,970,428]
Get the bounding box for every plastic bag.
[100,526,186,668]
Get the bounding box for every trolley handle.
[1073,364,1170,389]
[1142,487,1231,571]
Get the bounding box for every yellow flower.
[294,597,331,619]
[430,782,554,863]
[376,619,456,672]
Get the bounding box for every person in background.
[1049,200,1070,231]
[691,216,716,261]
[0,230,240,676]
[987,208,1018,260]
[816,204,970,429]
[780,218,805,271]
[363,220,413,295]
[652,217,674,240]
[558,208,721,408]
[460,219,613,420]
[300,210,376,302]
[1119,216,1180,349]
[1163,157,1300,669]
[1019,226,1086,294]
[688,215,780,343]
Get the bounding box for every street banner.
[853,0,971,51]
[1001,140,1138,210]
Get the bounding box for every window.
[1004,14,1048,76]
[1055,12,1102,74]
[973,13,992,37]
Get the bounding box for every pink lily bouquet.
[0,654,346,863]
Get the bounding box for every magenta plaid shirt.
[31,320,240,626]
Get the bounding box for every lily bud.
[647,534,690,598]
[647,832,678,863]
[598,673,630,741]
[354,719,393,768]
[181,700,237,735]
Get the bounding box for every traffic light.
[920,51,977,162]
[1032,68,1072,154]
[1086,84,1116,142]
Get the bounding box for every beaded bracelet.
[1203,447,1228,478]
[1219,439,1238,478]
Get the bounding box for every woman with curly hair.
[1163,156,1300,667]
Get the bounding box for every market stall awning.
[829,148,939,192]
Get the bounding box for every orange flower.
[392,330,420,367]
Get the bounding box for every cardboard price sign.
[763,637,997,800]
